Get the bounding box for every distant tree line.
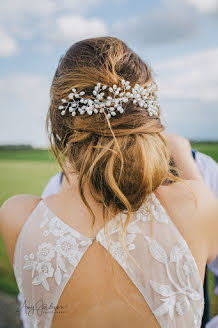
[0,144,34,151]
[0,141,217,152]
[191,140,218,144]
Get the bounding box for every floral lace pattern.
[96,194,204,328]
[14,195,204,328]
[146,237,203,327]
[23,208,92,291]
[136,194,169,224]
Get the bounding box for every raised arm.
[162,132,218,263]
[163,132,204,182]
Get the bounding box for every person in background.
[192,149,218,328]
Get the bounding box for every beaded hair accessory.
[58,79,160,119]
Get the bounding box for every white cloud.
[154,48,218,101]
[0,74,50,147]
[0,0,100,19]
[161,98,218,140]
[0,0,56,39]
[0,0,55,18]
[47,14,108,44]
[153,48,218,140]
[112,1,198,46]
[0,0,103,54]
[55,0,101,12]
[185,0,218,14]
[0,30,18,57]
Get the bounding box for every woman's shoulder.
[157,180,218,264]
[0,194,41,221]
[0,194,41,265]
[157,179,217,209]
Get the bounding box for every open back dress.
[13,193,204,328]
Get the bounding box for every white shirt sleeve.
[206,315,218,328]
[195,151,218,199]
[194,151,218,294]
[41,172,63,198]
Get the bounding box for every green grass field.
[191,142,218,163]
[0,144,218,316]
[0,148,56,162]
[0,150,60,294]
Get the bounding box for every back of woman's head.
[47,36,173,226]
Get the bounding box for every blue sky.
[0,0,217,146]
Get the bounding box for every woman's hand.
[162,131,204,182]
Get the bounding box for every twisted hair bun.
[47,36,175,231]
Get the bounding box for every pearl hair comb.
[58,79,160,119]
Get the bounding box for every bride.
[1,36,218,328]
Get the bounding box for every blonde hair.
[46,37,179,288]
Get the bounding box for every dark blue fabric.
[59,171,64,185]
[191,150,210,327]
[192,149,197,160]
[201,266,210,327]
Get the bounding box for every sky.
[0,0,217,147]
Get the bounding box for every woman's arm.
[162,132,218,263]
[163,132,204,182]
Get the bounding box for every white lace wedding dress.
[13,193,204,328]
